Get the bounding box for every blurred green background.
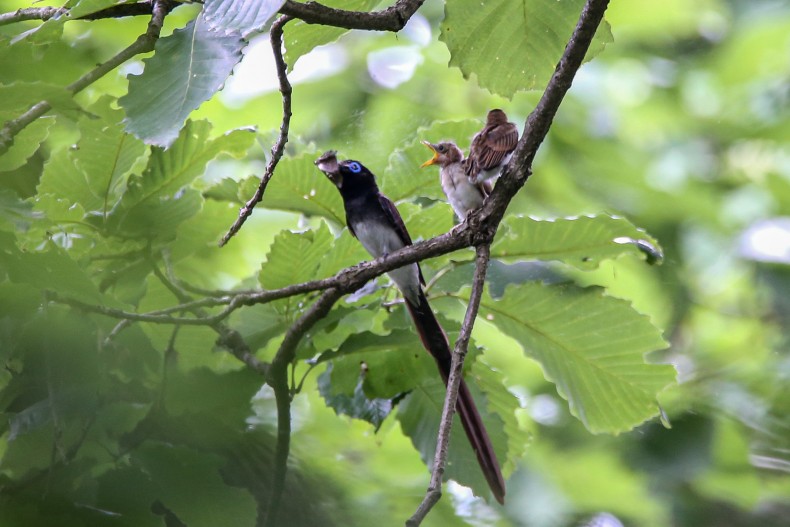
[2,0,790,526]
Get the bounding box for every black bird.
[315,151,506,504]
[466,109,519,185]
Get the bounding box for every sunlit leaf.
[71,97,147,212]
[108,121,253,238]
[263,153,346,224]
[259,222,334,290]
[492,214,663,270]
[37,96,147,217]
[479,282,674,433]
[120,18,245,146]
[441,0,613,97]
[315,228,370,279]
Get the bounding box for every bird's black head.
[315,151,378,192]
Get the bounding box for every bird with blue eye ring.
[314,150,506,504]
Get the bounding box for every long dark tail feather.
[405,290,506,504]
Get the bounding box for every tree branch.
[279,0,424,31]
[219,14,293,247]
[481,0,611,230]
[263,287,344,527]
[150,257,270,376]
[407,244,491,527]
[0,0,176,26]
[0,0,169,155]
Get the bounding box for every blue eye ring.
[347,161,362,174]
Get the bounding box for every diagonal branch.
[279,0,425,31]
[219,14,293,247]
[407,244,491,527]
[0,0,169,155]
[479,0,611,230]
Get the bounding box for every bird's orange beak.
[420,141,439,168]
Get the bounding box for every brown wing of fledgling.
[466,110,519,178]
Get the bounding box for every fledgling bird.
[420,140,490,221]
[315,150,506,504]
[466,109,519,185]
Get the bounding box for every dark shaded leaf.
[318,365,393,429]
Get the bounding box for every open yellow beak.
[420,141,439,168]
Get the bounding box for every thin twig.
[151,256,270,376]
[57,225,470,328]
[0,0,169,155]
[407,245,491,527]
[219,15,293,247]
[263,287,344,527]
[0,6,64,25]
[279,0,424,31]
[0,1,174,26]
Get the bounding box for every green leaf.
[0,243,102,303]
[441,0,613,98]
[0,116,54,172]
[472,358,527,475]
[317,365,393,429]
[259,223,334,290]
[283,0,378,71]
[108,121,254,238]
[491,214,663,270]
[263,153,346,224]
[69,0,123,19]
[204,176,247,204]
[398,201,455,242]
[382,119,483,202]
[37,148,100,215]
[314,228,370,279]
[120,18,245,147]
[37,96,147,216]
[479,282,675,433]
[397,375,508,502]
[0,81,81,122]
[72,97,148,212]
[202,0,284,37]
[0,190,33,233]
[316,329,435,398]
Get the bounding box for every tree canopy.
[1,0,789,526]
